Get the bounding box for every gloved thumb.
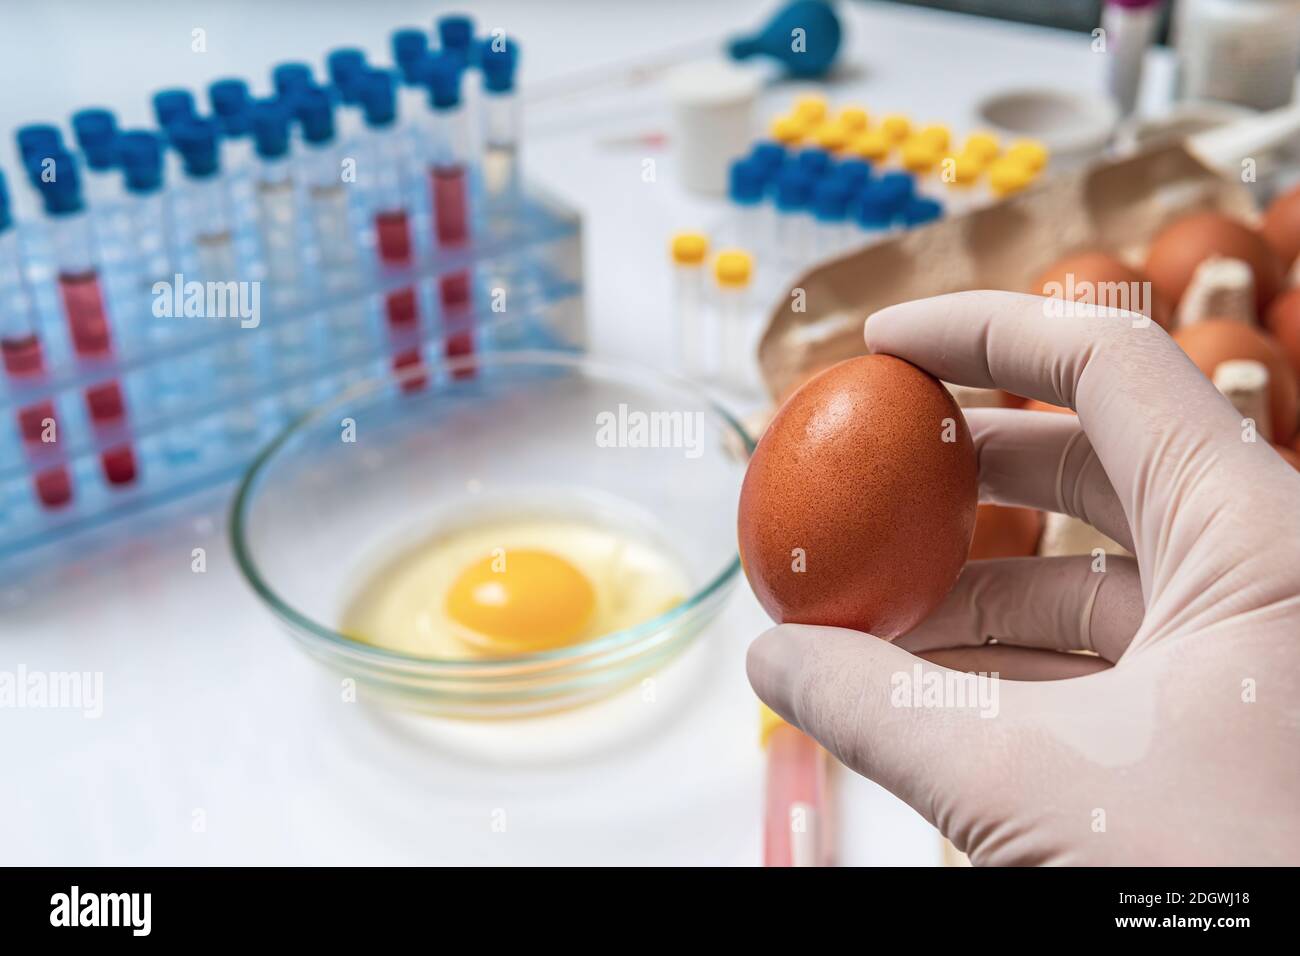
[748,623,1020,827]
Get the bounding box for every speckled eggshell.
[737,354,978,640]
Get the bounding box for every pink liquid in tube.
[431,165,469,247]
[2,334,73,508]
[374,209,426,392]
[57,269,137,486]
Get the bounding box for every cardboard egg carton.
[756,143,1259,402]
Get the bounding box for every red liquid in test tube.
[375,209,426,392]
[57,269,137,485]
[440,271,475,380]
[2,334,73,509]
[431,165,469,246]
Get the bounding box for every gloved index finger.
[864,290,1292,607]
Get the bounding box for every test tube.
[422,53,475,248]
[359,68,426,390]
[422,53,478,375]
[70,109,122,255]
[117,132,199,464]
[297,87,357,278]
[326,48,368,141]
[249,99,303,296]
[811,178,852,259]
[670,232,709,378]
[32,150,137,485]
[153,89,197,185]
[479,36,521,215]
[726,159,766,257]
[170,118,259,441]
[0,171,72,508]
[714,249,753,392]
[391,28,432,126]
[209,78,256,218]
[772,167,812,270]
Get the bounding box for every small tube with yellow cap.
[670,232,710,378]
[761,703,833,867]
[714,248,754,392]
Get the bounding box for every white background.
[0,1,1124,865]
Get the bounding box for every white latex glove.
[747,291,1300,866]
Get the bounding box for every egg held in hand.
[737,355,979,640]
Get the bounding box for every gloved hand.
[747,290,1300,865]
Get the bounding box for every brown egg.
[737,355,978,639]
[1031,250,1172,331]
[1264,287,1300,383]
[1144,212,1281,313]
[1174,318,1299,443]
[969,504,1043,560]
[1261,184,1300,273]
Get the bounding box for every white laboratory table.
[0,1,1121,865]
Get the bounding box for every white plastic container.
[1176,0,1300,111]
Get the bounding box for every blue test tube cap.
[250,99,291,159]
[832,158,872,192]
[153,88,197,128]
[359,70,397,127]
[30,149,84,215]
[876,170,916,210]
[437,14,475,59]
[728,159,764,205]
[297,87,335,144]
[114,130,164,194]
[391,29,430,84]
[853,182,895,229]
[71,108,118,170]
[796,147,831,181]
[209,78,252,135]
[901,196,944,228]
[774,167,812,212]
[749,141,787,174]
[424,53,463,110]
[812,178,851,222]
[272,62,314,101]
[479,36,519,93]
[169,118,221,178]
[16,125,64,173]
[327,48,368,101]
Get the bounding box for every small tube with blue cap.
[71,109,127,267]
[422,52,474,248]
[725,159,767,261]
[358,68,425,388]
[391,28,431,132]
[811,177,852,260]
[326,47,369,141]
[169,118,261,441]
[0,169,74,508]
[297,86,358,279]
[249,98,303,294]
[115,130,200,464]
[208,78,255,215]
[772,166,812,270]
[479,34,520,214]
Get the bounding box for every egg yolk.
[445,549,596,653]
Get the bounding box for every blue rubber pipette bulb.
[727,0,842,79]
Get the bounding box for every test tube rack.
[0,184,584,563]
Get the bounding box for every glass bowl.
[231,351,752,718]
